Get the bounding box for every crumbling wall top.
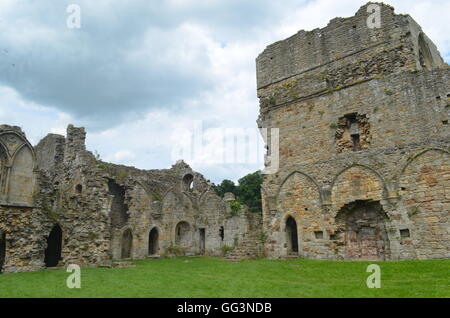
[256,2,445,89]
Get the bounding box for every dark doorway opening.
[219,226,224,241]
[44,225,62,267]
[121,229,133,259]
[286,216,299,253]
[148,228,159,256]
[199,228,206,255]
[0,231,6,273]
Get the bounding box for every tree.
[236,171,263,213]
[213,171,263,214]
[212,179,237,198]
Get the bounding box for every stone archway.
[44,225,62,267]
[335,200,389,261]
[175,221,191,248]
[286,216,299,254]
[148,227,159,256]
[121,229,133,259]
[418,33,434,70]
[0,231,6,273]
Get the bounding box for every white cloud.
[0,0,448,183]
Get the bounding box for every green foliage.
[96,161,108,171]
[213,171,263,213]
[212,179,237,198]
[115,171,127,182]
[236,171,263,213]
[385,90,394,96]
[229,201,242,216]
[330,123,338,129]
[220,245,235,256]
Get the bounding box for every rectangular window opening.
[351,134,361,151]
[400,229,410,238]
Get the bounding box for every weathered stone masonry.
[257,3,449,261]
[1,3,448,273]
[0,124,261,273]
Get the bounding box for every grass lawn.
[0,257,448,298]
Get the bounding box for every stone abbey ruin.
[0,124,262,273]
[0,3,449,273]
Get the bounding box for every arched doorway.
[44,225,62,267]
[121,229,133,259]
[175,221,191,248]
[148,227,159,256]
[335,200,389,261]
[0,231,6,273]
[286,216,299,253]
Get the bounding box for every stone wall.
[1,123,260,273]
[257,3,449,260]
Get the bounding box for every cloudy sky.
[0,0,449,183]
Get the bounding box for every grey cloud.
[0,0,306,130]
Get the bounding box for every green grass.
[0,258,448,298]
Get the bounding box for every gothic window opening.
[183,174,194,192]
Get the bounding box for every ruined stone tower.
[257,3,449,260]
